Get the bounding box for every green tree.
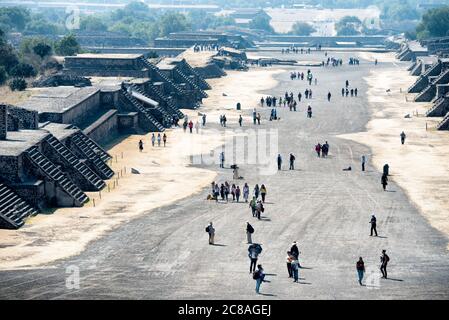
[416,6,449,39]
[33,42,53,59]
[289,22,316,35]
[9,62,36,78]
[248,15,274,33]
[80,16,108,32]
[25,19,59,35]
[0,6,30,31]
[335,16,362,35]
[158,13,191,37]
[0,42,19,73]
[9,77,27,91]
[55,34,81,56]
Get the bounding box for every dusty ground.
[341,51,449,250]
[0,51,448,299]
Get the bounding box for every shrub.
[9,77,27,91]
[9,63,36,77]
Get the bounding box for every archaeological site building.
[0,52,216,229]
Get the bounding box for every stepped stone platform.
[0,50,220,228]
[0,104,114,228]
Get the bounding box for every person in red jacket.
[188,120,193,133]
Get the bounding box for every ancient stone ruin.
[402,38,449,131]
[0,52,216,229]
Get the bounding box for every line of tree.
[415,5,449,39]
[0,28,81,90]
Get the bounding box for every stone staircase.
[139,57,186,95]
[0,183,38,229]
[415,84,436,102]
[408,61,443,93]
[71,132,115,179]
[26,147,89,206]
[129,84,173,123]
[176,68,208,99]
[44,135,105,191]
[148,83,184,119]
[75,131,111,163]
[426,96,446,117]
[182,61,211,90]
[415,69,449,102]
[120,88,165,132]
[437,112,449,130]
[410,61,423,76]
[408,75,429,93]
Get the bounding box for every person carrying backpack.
[246,222,254,244]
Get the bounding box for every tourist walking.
[361,155,366,171]
[151,133,155,146]
[289,153,296,170]
[254,184,260,199]
[370,214,378,236]
[239,115,243,127]
[219,151,225,168]
[290,241,299,260]
[381,173,388,191]
[249,196,257,217]
[254,264,265,294]
[243,183,250,202]
[400,131,406,145]
[380,250,390,279]
[327,92,331,102]
[246,222,254,244]
[277,154,282,170]
[157,133,161,146]
[138,139,143,152]
[256,200,264,220]
[248,244,260,273]
[202,114,207,126]
[315,143,321,157]
[307,105,312,118]
[286,251,293,278]
[163,133,167,147]
[195,120,200,134]
[236,185,241,202]
[260,184,267,203]
[356,257,365,286]
[206,222,215,245]
[291,257,300,283]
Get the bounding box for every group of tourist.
[348,57,361,65]
[281,47,312,54]
[342,79,358,97]
[208,181,267,205]
[314,141,330,157]
[201,50,402,295]
[324,57,343,67]
[193,44,219,52]
[219,114,228,127]
[290,70,315,85]
[182,118,200,133]
[138,133,167,151]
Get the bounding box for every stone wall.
[0,105,7,140]
[0,156,20,183]
[66,92,101,126]
[83,109,118,145]
[118,112,139,133]
[7,105,39,130]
